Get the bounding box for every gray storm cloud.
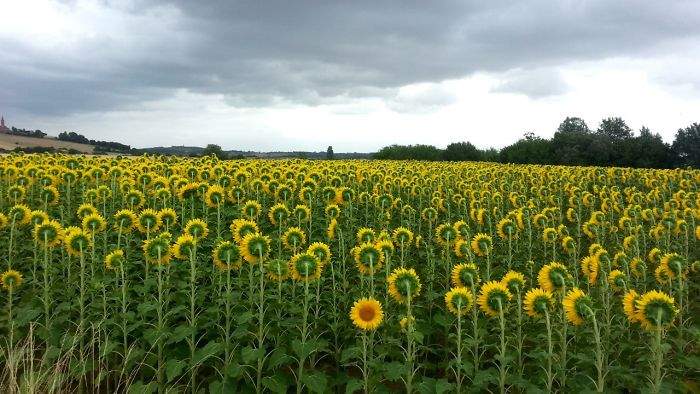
[2,0,699,116]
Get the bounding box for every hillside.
[0,133,94,153]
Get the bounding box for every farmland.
[0,154,697,393]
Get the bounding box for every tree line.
[57,131,131,153]
[373,117,699,168]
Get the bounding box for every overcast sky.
[1,0,699,151]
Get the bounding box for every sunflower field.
[0,154,698,393]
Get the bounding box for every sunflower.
[1,269,23,291]
[7,185,25,201]
[212,241,242,271]
[290,252,322,282]
[125,189,146,210]
[65,228,91,256]
[177,182,200,201]
[435,223,458,245]
[451,263,480,289]
[538,262,569,292]
[659,253,685,279]
[0,213,8,230]
[27,210,48,227]
[282,227,306,251]
[8,204,30,226]
[562,288,591,326]
[327,218,338,240]
[523,287,554,318]
[308,242,332,267]
[173,234,197,260]
[205,184,226,208]
[477,281,512,318]
[231,219,259,244]
[350,298,384,331]
[242,200,262,219]
[608,269,626,292]
[648,247,662,264]
[630,257,646,278]
[399,315,416,331]
[445,287,474,316]
[33,220,64,247]
[293,205,311,223]
[580,256,599,285]
[471,233,492,257]
[113,209,138,232]
[357,227,376,243]
[501,271,526,295]
[268,203,290,225]
[496,218,518,240]
[561,236,576,255]
[104,249,125,271]
[354,242,384,275]
[387,267,421,304]
[265,258,289,281]
[622,289,641,324]
[136,209,161,234]
[157,208,178,230]
[324,204,340,219]
[76,203,98,219]
[184,218,209,240]
[81,212,107,235]
[142,236,172,265]
[392,227,414,246]
[241,233,271,264]
[452,239,469,259]
[41,185,60,205]
[635,290,677,331]
[376,239,394,258]
[654,265,671,285]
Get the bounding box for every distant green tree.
[672,122,700,168]
[557,117,590,134]
[500,132,554,164]
[442,141,481,161]
[373,144,443,160]
[597,117,633,141]
[326,145,334,160]
[203,144,227,160]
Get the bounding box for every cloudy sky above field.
[1,0,699,151]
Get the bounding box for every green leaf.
[268,348,293,369]
[241,346,261,364]
[165,359,185,383]
[191,341,222,367]
[168,325,192,344]
[418,377,454,394]
[225,362,244,379]
[127,380,156,394]
[341,346,361,363]
[301,371,328,393]
[345,378,363,394]
[262,374,289,393]
[383,361,405,381]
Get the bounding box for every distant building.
[0,116,10,133]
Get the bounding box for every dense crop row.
[0,154,697,393]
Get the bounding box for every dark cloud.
[492,69,570,98]
[2,0,699,115]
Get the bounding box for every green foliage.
[672,122,700,167]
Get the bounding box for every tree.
[672,122,700,168]
[202,144,227,160]
[326,145,334,160]
[442,141,481,161]
[557,117,590,134]
[373,144,443,160]
[597,117,632,141]
[500,133,554,164]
